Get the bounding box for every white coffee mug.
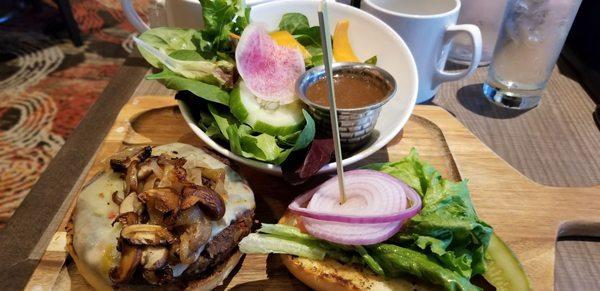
[121,0,335,32]
[361,0,482,103]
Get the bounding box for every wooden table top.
[435,59,600,187]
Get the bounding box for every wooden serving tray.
[24,96,600,290]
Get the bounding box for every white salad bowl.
[178,0,418,176]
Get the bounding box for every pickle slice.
[483,233,532,291]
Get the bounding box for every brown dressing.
[305,73,389,109]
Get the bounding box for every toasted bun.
[68,143,254,290]
[278,212,437,291]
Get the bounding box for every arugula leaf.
[199,0,249,56]
[147,69,230,105]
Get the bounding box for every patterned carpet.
[0,0,153,226]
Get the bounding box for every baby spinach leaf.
[278,13,310,34]
[294,26,322,47]
[147,69,229,105]
[293,110,316,150]
[138,27,197,68]
[207,103,240,139]
[169,49,204,61]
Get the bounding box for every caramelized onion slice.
[121,224,176,245]
[112,212,139,227]
[201,167,227,198]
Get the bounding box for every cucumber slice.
[483,233,531,291]
[230,81,305,136]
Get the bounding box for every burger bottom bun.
[67,225,244,291]
[185,251,243,291]
[278,212,438,291]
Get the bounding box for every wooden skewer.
[318,0,346,204]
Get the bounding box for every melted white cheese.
[72,143,255,283]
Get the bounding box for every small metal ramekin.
[297,62,397,151]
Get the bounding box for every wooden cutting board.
[23,96,600,290]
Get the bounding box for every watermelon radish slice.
[235,23,305,105]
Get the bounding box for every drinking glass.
[449,0,508,66]
[483,0,582,109]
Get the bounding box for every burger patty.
[183,209,254,279]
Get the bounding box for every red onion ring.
[288,170,422,245]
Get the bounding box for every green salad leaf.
[305,45,324,67]
[138,27,197,67]
[199,103,314,165]
[240,149,495,291]
[240,131,283,162]
[207,103,239,138]
[239,233,327,260]
[147,69,230,105]
[199,0,249,56]
[278,13,323,67]
[371,244,480,291]
[292,110,315,149]
[356,245,385,276]
[365,55,378,65]
[137,0,247,88]
[278,13,310,34]
[364,149,493,278]
[137,28,234,86]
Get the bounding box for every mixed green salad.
[136,0,376,173]
[240,150,530,291]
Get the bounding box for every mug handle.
[121,0,150,33]
[433,24,482,85]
